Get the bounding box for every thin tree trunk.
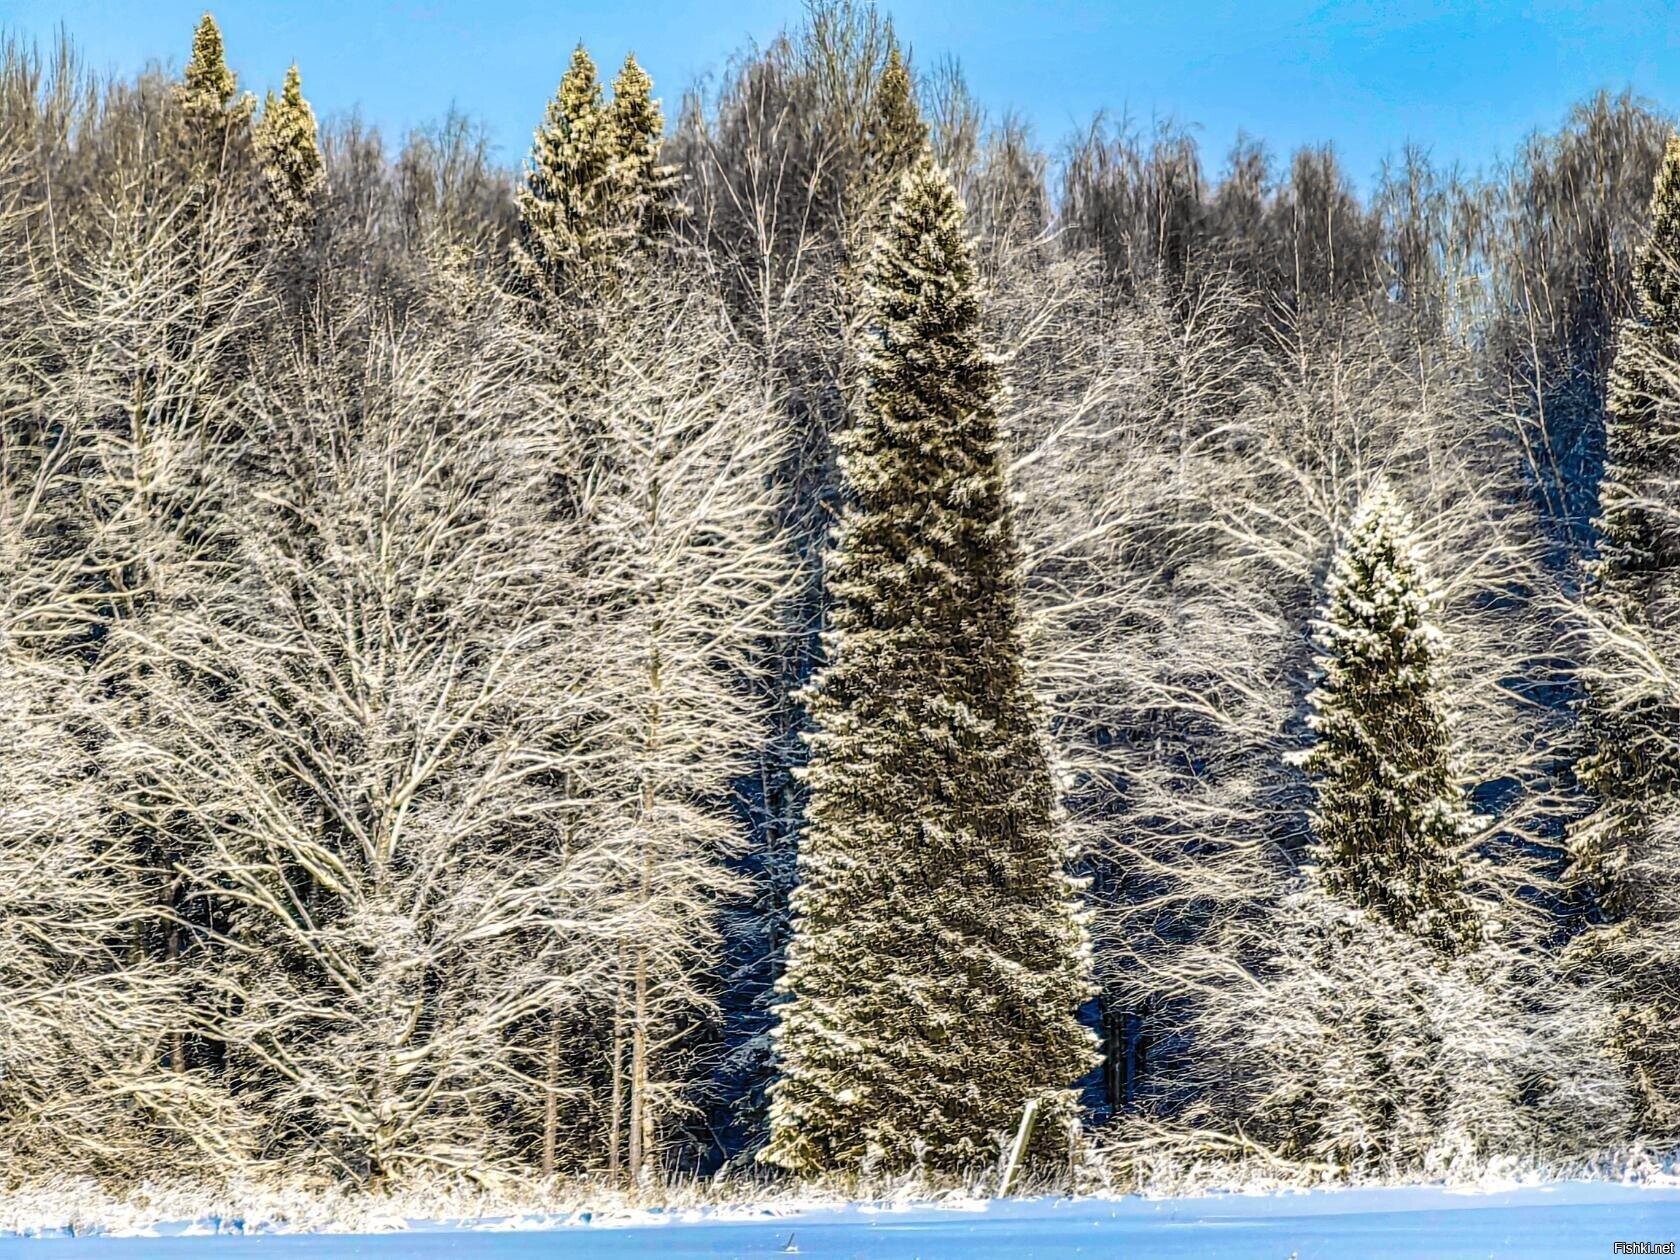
[629,752,655,1183]
[608,943,626,1182]
[629,936,649,1182]
[542,769,576,1179]
[542,1013,561,1179]
[165,873,184,1073]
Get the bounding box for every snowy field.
[13,1183,1680,1259]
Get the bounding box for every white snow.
[10,1182,1680,1257]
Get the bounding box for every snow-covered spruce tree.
[180,13,236,118]
[1569,130,1680,1133]
[664,11,909,1162]
[1295,479,1482,955]
[1213,482,1535,1174]
[764,159,1096,1179]
[862,44,927,201]
[253,64,324,234]
[517,44,616,284]
[1212,476,1624,1176]
[607,54,675,241]
[171,15,263,243]
[178,12,255,162]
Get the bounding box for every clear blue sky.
[7,1,1680,189]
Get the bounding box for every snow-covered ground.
[13,1182,1680,1258]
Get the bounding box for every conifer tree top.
[865,44,928,188]
[183,13,236,112]
[526,44,607,190]
[1637,132,1680,328]
[255,62,325,226]
[858,158,992,425]
[1315,479,1438,659]
[258,63,317,139]
[609,53,664,169]
[280,63,306,110]
[561,43,602,110]
[611,54,654,115]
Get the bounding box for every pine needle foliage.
[518,44,615,281]
[181,13,236,117]
[764,159,1096,1178]
[518,45,672,287]
[864,44,927,195]
[253,64,325,233]
[1569,130,1680,1132]
[607,54,676,239]
[1297,479,1482,956]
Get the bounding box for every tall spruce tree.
[177,12,257,200]
[1569,131,1680,1130]
[1297,479,1481,955]
[763,159,1095,1178]
[253,64,324,233]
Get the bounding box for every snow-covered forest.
[4,1,1680,1211]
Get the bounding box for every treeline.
[0,2,1676,1197]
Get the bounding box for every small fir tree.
[607,54,676,239]
[517,44,616,282]
[1296,479,1481,955]
[253,64,325,233]
[1569,130,1680,1130]
[863,44,928,195]
[177,12,256,192]
[763,159,1096,1178]
[181,13,236,117]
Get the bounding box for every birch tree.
[561,271,790,1183]
[115,257,608,1185]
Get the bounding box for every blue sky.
[6,1,1680,189]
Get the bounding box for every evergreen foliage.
[1199,481,1621,1175]
[1595,134,1680,602]
[1296,479,1482,955]
[0,3,1673,1206]
[864,44,928,194]
[764,159,1096,1177]
[517,44,673,285]
[518,44,614,281]
[1570,130,1680,1132]
[254,64,325,234]
[181,13,236,117]
[607,54,675,238]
